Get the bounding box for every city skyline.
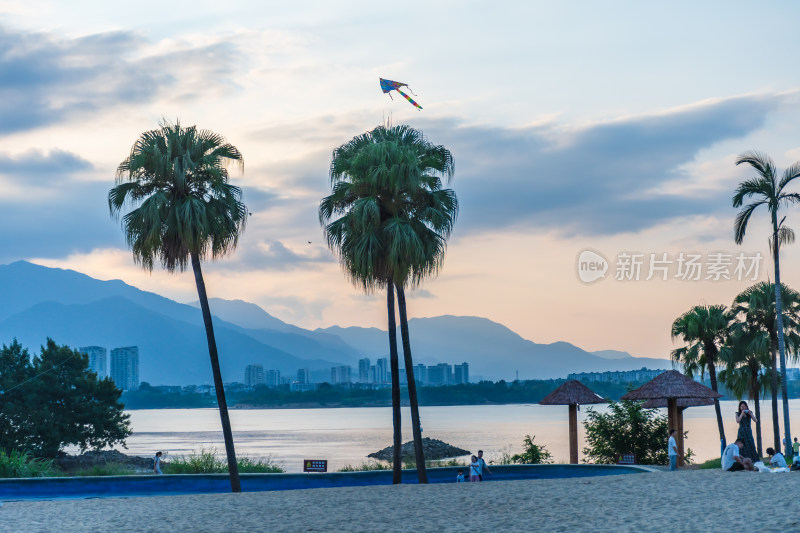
[1,3,799,361]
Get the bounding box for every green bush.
[583,399,694,465]
[236,456,284,473]
[0,449,58,478]
[509,435,553,464]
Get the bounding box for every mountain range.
[0,261,670,385]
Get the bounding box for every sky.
[2,1,800,360]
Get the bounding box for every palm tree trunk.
[387,282,402,483]
[754,391,763,459]
[770,342,780,451]
[750,364,763,458]
[772,232,793,458]
[707,360,726,451]
[191,252,241,493]
[395,283,427,484]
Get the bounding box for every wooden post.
[569,404,578,464]
[677,407,686,467]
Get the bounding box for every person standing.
[154,451,164,475]
[667,429,682,471]
[469,455,481,482]
[793,438,800,463]
[476,450,492,481]
[735,401,759,462]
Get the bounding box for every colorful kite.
[380,78,422,110]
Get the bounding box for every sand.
[2,470,800,532]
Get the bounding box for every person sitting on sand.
[766,447,787,469]
[456,469,465,483]
[721,439,754,471]
[469,455,481,482]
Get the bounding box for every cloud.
[0,149,92,186]
[415,92,794,237]
[0,25,237,134]
[227,239,334,271]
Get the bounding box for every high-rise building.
[330,365,352,384]
[265,369,281,387]
[79,346,107,379]
[245,364,265,387]
[297,368,309,384]
[425,364,453,386]
[454,362,469,384]
[109,346,139,391]
[375,357,388,384]
[414,364,426,384]
[358,358,371,382]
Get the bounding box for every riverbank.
[2,470,799,532]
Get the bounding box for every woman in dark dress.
[736,400,759,462]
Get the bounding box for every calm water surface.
[112,400,800,472]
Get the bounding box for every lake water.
[110,400,800,472]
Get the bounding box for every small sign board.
[303,459,328,473]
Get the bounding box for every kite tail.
[396,88,423,110]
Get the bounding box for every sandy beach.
[2,470,800,532]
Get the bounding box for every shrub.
[583,399,693,465]
[509,435,553,464]
[0,449,58,478]
[71,463,136,477]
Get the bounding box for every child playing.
[456,469,465,483]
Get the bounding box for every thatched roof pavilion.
[540,380,607,464]
[621,370,721,401]
[622,370,720,466]
[642,397,715,409]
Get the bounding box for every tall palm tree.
[733,151,800,456]
[109,120,247,492]
[671,304,732,449]
[320,129,407,483]
[320,125,457,484]
[731,282,800,451]
[719,323,771,457]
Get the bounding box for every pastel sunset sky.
[3,1,800,359]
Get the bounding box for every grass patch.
[698,457,721,470]
[167,448,284,474]
[0,449,58,478]
[337,461,391,472]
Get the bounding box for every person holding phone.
[735,401,759,462]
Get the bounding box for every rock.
[368,438,471,462]
[55,450,153,471]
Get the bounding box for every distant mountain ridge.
[0,261,670,384]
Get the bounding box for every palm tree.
[733,151,800,456]
[719,323,771,457]
[319,129,407,483]
[731,282,800,451]
[109,120,247,492]
[671,304,732,449]
[320,125,457,484]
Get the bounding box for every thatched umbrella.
[623,370,721,466]
[540,380,607,464]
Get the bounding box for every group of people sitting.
[721,401,800,472]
